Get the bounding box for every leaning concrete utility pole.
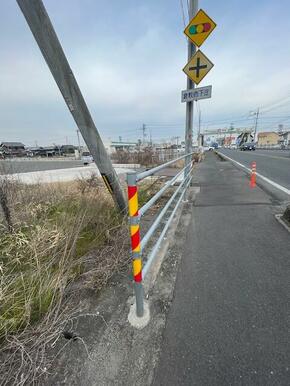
[185,0,198,174]
[17,0,126,212]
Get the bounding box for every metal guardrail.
[126,152,194,317]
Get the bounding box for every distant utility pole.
[76,129,81,157]
[185,0,198,174]
[142,124,147,144]
[17,0,126,212]
[172,136,180,146]
[253,108,260,142]
[197,108,201,146]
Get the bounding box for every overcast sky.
[1,0,290,146]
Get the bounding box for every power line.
[146,123,184,127]
[260,100,290,114]
[179,0,187,28]
[259,95,290,112]
[186,0,190,17]
[203,113,290,127]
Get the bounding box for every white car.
[81,152,93,165]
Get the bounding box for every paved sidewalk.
[153,152,290,386]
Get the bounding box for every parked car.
[240,142,256,151]
[81,151,93,165]
[230,144,237,150]
[209,142,219,151]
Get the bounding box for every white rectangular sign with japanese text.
[181,85,212,102]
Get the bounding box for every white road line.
[248,152,290,161]
[217,152,290,196]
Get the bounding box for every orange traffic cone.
[250,161,256,188]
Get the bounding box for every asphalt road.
[0,159,85,175]
[218,149,290,191]
[153,152,290,386]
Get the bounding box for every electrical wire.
[179,0,186,28]
[186,0,190,17]
[260,100,290,114]
[259,95,290,113]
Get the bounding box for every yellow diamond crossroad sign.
[184,9,216,47]
[183,50,214,85]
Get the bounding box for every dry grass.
[0,170,162,385]
[0,173,132,385]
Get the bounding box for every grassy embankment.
[0,173,156,341]
[0,162,178,383]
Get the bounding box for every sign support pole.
[185,0,198,177]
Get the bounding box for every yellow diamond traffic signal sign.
[183,50,214,85]
[184,9,216,47]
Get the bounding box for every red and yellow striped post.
[250,161,256,188]
[127,171,144,317]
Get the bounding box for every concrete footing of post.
[128,300,150,329]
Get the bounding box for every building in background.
[110,141,138,154]
[60,145,76,155]
[26,145,63,157]
[0,142,26,157]
[278,131,290,148]
[203,128,252,147]
[257,132,279,147]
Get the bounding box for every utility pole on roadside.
[253,108,260,142]
[76,129,81,157]
[17,0,126,212]
[197,108,201,146]
[185,0,198,175]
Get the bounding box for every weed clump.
[0,176,127,339]
[0,170,161,383]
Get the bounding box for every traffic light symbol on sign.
[184,9,216,47]
[189,23,211,35]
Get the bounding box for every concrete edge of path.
[216,150,290,203]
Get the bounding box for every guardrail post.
[127,171,144,317]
